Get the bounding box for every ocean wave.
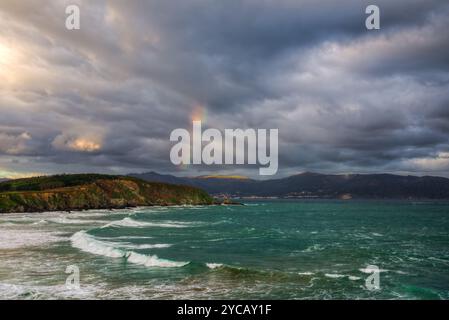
[46,217,108,225]
[125,251,187,267]
[1,212,111,225]
[324,273,346,278]
[0,222,22,227]
[207,237,231,242]
[91,238,171,250]
[203,263,283,280]
[120,243,172,250]
[297,272,315,276]
[102,217,192,229]
[0,229,64,249]
[0,282,98,300]
[301,244,325,252]
[0,218,40,225]
[70,231,188,268]
[97,235,153,240]
[32,220,48,225]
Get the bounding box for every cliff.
[0,174,213,213]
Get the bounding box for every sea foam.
[102,217,190,229]
[0,229,64,249]
[324,273,346,278]
[70,231,187,268]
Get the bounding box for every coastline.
[0,174,214,214]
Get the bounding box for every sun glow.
[69,138,102,152]
[0,41,21,84]
[0,42,15,65]
[191,104,207,122]
[0,168,43,179]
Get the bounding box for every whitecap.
[119,243,172,250]
[394,270,408,275]
[0,282,99,300]
[0,229,64,249]
[371,232,383,237]
[324,273,346,278]
[125,251,187,268]
[70,231,188,268]
[359,267,389,273]
[206,263,224,269]
[98,236,153,240]
[102,217,191,229]
[32,220,48,225]
[297,272,314,276]
[46,217,108,225]
[302,244,324,252]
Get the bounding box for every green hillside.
[0,174,213,213]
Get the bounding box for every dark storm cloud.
[104,0,449,111]
[0,0,449,178]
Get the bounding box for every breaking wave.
[0,229,65,249]
[70,231,188,268]
[102,217,191,229]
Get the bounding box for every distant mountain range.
[129,171,449,200]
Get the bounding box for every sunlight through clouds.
[0,0,448,177]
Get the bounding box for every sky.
[0,0,449,179]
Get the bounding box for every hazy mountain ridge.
[130,172,449,199]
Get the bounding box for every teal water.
[0,200,448,299]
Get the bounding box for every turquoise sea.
[0,200,448,299]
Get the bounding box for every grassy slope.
[0,174,213,213]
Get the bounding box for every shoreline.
[0,201,244,215]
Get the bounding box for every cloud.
[404,152,449,172]
[52,134,102,152]
[0,132,32,155]
[0,0,448,177]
